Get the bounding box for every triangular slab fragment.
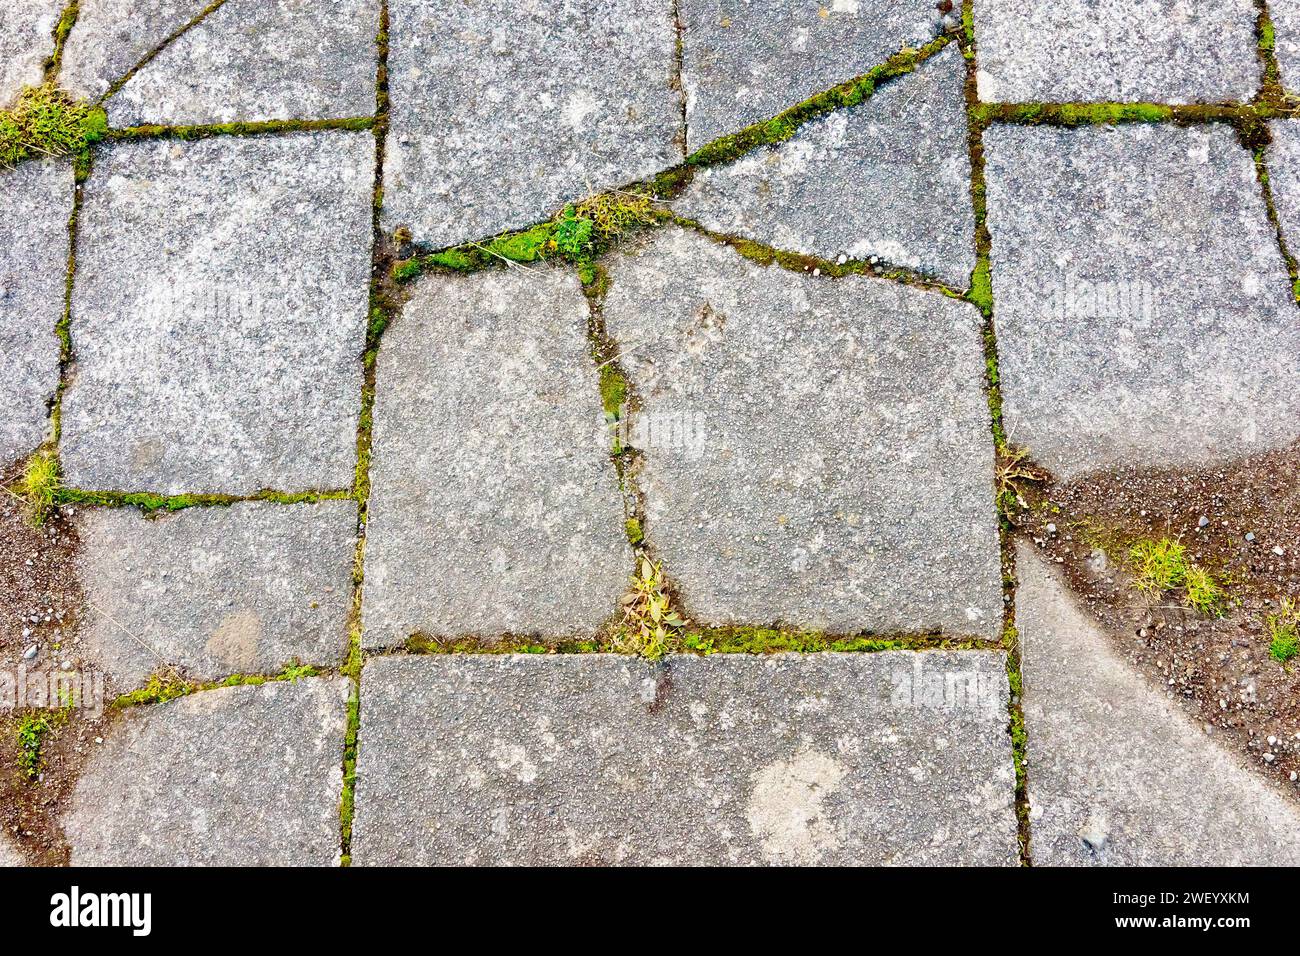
[675,44,975,288]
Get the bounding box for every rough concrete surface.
[77,501,356,687]
[1017,542,1300,866]
[361,266,631,648]
[0,835,23,867]
[381,0,681,248]
[983,123,1300,480]
[677,43,974,287]
[351,652,1018,865]
[106,0,379,127]
[60,0,211,100]
[679,0,941,152]
[0,159,72,471]
[63,677,349,865]
[1276,1,1300,94]
[60,131,375,494]
[602,227,1002,636]
[0,0,62,105]
[972,0,1261,104]
[1265,119,1300,262]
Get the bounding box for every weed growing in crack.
[0,84,105,169]
[1267,599,1299,663]
[1128,538,1225,615]
[18,449,61,526]
[15,706,69,780]
[994,446,1045,519]
[613,558,688,660]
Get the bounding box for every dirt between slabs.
[1011,441,1300,798]
[0,465,106,866]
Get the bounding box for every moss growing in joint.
[0,84,106,169]
[18,448,61,526]
[624,517,644,546]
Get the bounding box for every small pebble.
[1245,532,1256,542]
[1264,753,1276,763]
[22,645,37,661]
[1273,546,1285,556]
[1046,522,1056,534]
[1198,515,1209,527]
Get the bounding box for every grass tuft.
[19,449,61,526]
[0,84,105,169]
[1267,599,1300,663]
[1127,537,1225,615]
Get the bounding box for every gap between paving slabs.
[17,1,1298,867]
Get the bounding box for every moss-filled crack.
[97,0,232,104]
[41,0,80,84]
[961,1,1031,866]
[106,116,374,142]
[338,0,392,869]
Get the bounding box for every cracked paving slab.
[1264,119,1300,261]
[351,652,1018,865]
[983,123,1300,480]
[601,227,1001,636]
[60,131,375,494]
[1,159,73,472]
[1275,2,1300,95]
[972,0,1261,104]
[0,0,63,105]
[77,501,356,688]
[382,0,680,249]
[361,266,632,649]
[59,0,213,100]
[1017,542,1300,866]
[103,0,380,127]
[679,0,942,153]
[62,677,349,865]
[675,43,974,288]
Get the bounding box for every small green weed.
[613,558,688,660]
[1267,599,1300,663]
[19,449,60,526]
[1127,538,1225,615]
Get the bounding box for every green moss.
[15,709,68,780]
[426,248,475,272]
[598,364,627,417]
[0,84,105,169]
[108,116,373,142]
[53,487,349,513]
[624,517,644,546]
[686,37,949,167]
[967,259,993,314]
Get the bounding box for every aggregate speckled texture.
[1275,1,1300,95]
[0,159,72,471]
[381,0,681,248]
[59,0,211,100]
[77,501,356,687]
[351,653,1018,866]
[0,0,62,105]
[1017,544,1300,866]
[1265,119,1300,260]
[63,678,349,866]
[602,228,1002,636]
[676,43,974,287]
[983,123,1300,480]
[60,131,375,494]
[0,835,22,867]
[679,0,940,152]
[972,0,1261,103]
[361,266,632,649]
[105,0,379,126]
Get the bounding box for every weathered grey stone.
[676,44,973,287]
[602,228,1001,636]
[1275,1,1300,95]
[972,0,1260,103]
[105,0,379,127]
[63,677,348,865]
[679,0,939,152]
[361,267,631,648]
[61,131,374,494]
[352,652,1017,865]
[0,836,23,867]
[60,0,210,100]
[382,0,680,248]
[1017,542,1300,866]
[1,159,72,470]
[1266,119,1300,258]
[984,124,1300,480]
[0,0,61,105]
[77,501,356,687]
